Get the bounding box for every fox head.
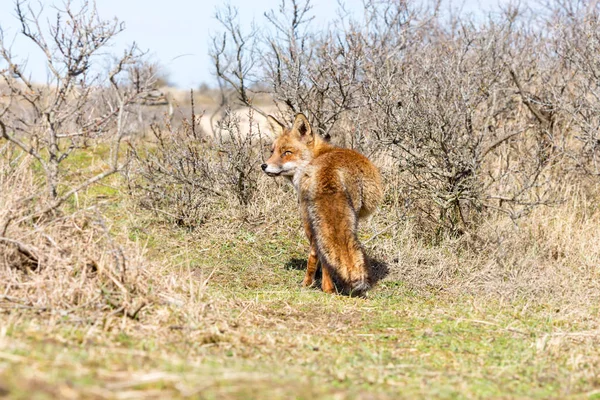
[261,113,319,178]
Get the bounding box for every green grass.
[2,283,597,399]
[2,145,600,399]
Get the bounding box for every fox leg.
[302,206,333,292]
[303,239,319,287]
[320,263,336,294]
[301,208,319,288]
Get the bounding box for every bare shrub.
[211,0,599,234]
[128,114,217,229]
[544,2,600,176]
[213,107,264,206]
[0,0,155,212]
[363,7,567,233]
[0,0,158,317]
[128,97,264,228]
[212,0,375,139]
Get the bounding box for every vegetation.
[1,0,600,398]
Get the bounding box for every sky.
[0,0,508,89]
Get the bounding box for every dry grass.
[369,180,600,312]
[2,0,599,397]
[0,147,219,340]
[1,81,600,400]
[2,104,600,398]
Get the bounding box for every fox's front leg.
[302,214,318,287]
[303,239,319,288]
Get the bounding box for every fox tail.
[304,190,371,296]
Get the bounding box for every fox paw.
[302,277,316,288]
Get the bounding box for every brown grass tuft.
[369,181,600,313]
[0,148,219,335]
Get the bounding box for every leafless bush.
[128,97,264,228]
[0,0,155,212]
[543,1,600,176]
[212,0,600,234]
[213,107,265,206]
[128,113,216,229]
[363,6,567,233]
[212,0,376,139]
[0,0,157,316]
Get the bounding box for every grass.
[3,219,600,399]
[2,280,599,399]
[2,145,600,399]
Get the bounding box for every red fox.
[261,113,383,296]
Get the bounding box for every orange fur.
[262,113,383,296]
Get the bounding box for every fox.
[261,113,383,296]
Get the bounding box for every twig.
[105,296,146,320]
[364,221,402,245]
[0,236,39,265]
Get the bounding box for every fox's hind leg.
[302,205,335,292]
[321,263,336,293]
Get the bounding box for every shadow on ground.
[369,257,390,285]
[284,258,307,271]
[284,257,389,287]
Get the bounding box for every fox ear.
[292,113,312,140]
[267,115,285,137]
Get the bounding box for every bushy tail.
[304,191,371,296]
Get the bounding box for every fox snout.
[261,162,282,177]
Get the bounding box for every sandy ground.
[160,87,278,139]
[198,106,276,139]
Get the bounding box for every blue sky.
[0,0,507,88]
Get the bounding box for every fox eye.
[282,150,292,156]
